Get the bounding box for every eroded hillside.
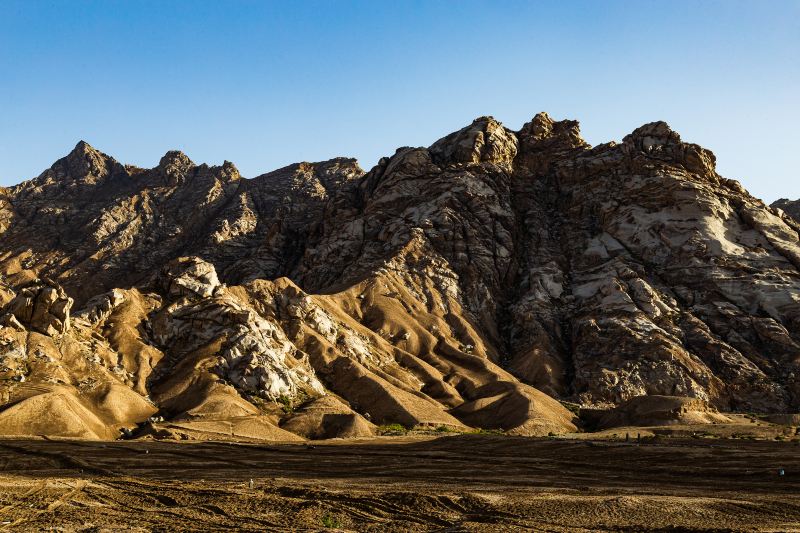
[0,112,798,439]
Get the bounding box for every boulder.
[3,281,73,335]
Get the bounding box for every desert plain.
[0,420,799,532]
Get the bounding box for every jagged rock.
[621,121,717,176]
[158,150,195,185]
[161,257,221,298]
[151,257,324,404]
[0,111,799,441]
[0,313,25,331]
[772,198,800,224]
[74,288,128,325]
[3,281,73,335]
[429,116,518,167]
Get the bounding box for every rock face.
[772,198,800,224]
[3,281,72,335]
[148,257,324,406]
[0,112,799,439]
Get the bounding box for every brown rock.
[0,111,799,441]
[593,395,732,429]
[3,281,73,335]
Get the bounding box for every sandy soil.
[0,435,798,531]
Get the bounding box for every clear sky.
[1,1,798,202]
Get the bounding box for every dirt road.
[0,435,798,531]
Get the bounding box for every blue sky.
[1,1,798,202]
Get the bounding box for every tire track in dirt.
[0,479,88,530]
[0,443,117,476]
[0,436,799,530]
[92,478,286,530]
[0,479,47,518]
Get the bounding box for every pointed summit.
[429,116,518,167]
[157,150,195,184]
[622,121,681,149]
[622,121,716,176]
[65,140,105,165]
[517,112,588,151]
[158,150,193,168]
[70,139,95,154]
[32,140,122,185]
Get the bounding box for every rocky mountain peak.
[157,150,195,184]
[305,157,363,189]
[621,121,717,177]
[221,160,238,173]
[772,198,800,223]
[0,111,798,443]
[251,158,363,199]
[68,139,97,157]
[429,115,518,167]
[623,120,681,150]
[159,149,193,167]
[216,160,242,183]
[517,112,588,152]
[33,140,123,186]
[526,112,557,140]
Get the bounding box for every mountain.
[0,112,798,440]
[772,198,800,224]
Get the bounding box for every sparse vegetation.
[378,423,408,435]
[321,513,342,528]
[559,401,581,416]
[246,395,270,413]
[276,395,294,415]
[471,427,505,436]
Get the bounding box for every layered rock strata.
[0,112,798,439]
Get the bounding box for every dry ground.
[0,435,798,531]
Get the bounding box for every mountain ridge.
[0,111,798,441]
